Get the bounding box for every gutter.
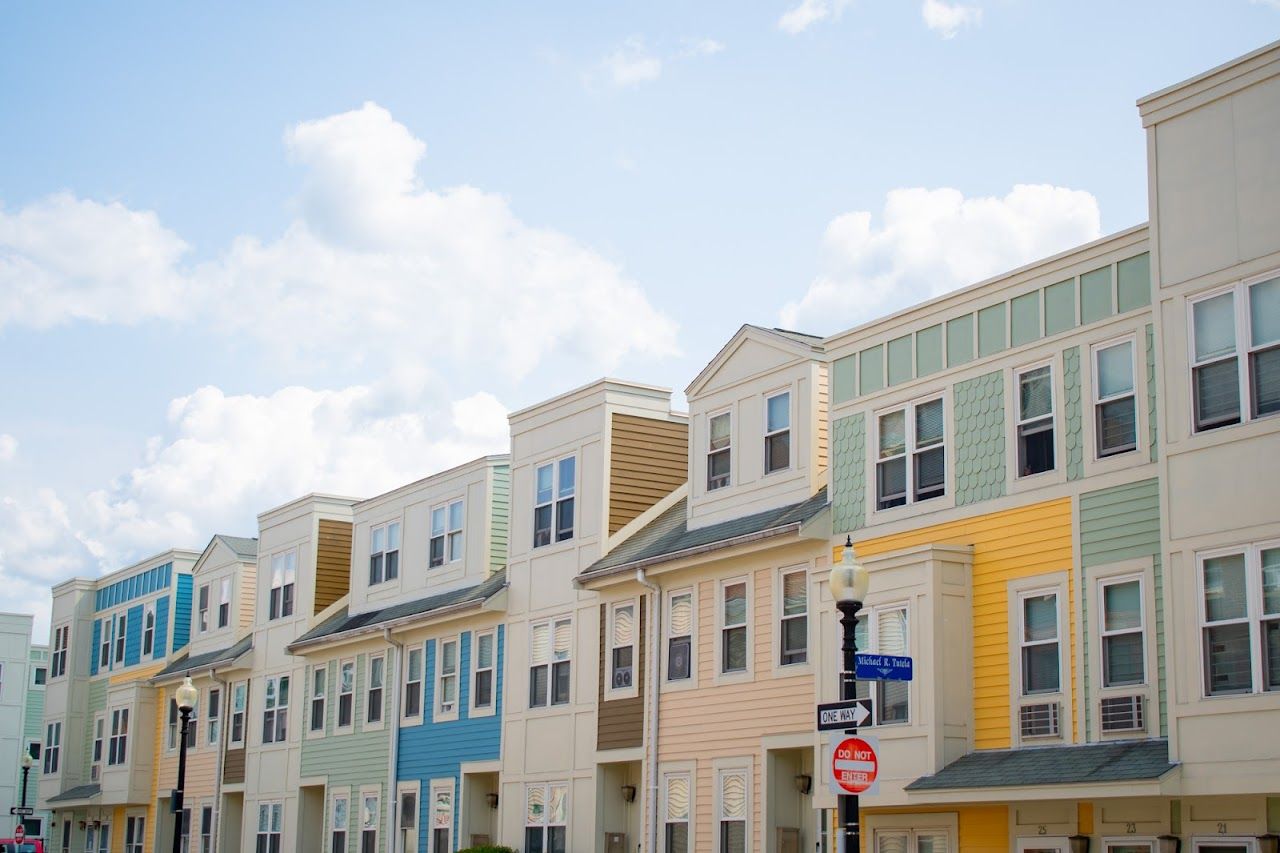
[578,523,805,585]
[210,666,230,853]
[383,627,405,853]
[287,589,506,653]
[635,568,661,853]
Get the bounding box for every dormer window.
[764,391,791,474]
[218,577,232,628]
[534,456,576,548]
[707,412,731,491]
[268,550,297,620]
[370,522,401,585]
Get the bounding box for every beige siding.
[597,599,645,750]
[314,519,353,614]
[608,414,688,535]
[238,564,257,630]
[816,363,829,474]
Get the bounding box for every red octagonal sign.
[829,734,879,795]
[14,825,25,843]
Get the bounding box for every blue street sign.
[855,653,913,681]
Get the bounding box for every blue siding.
[154,595,170,658]
[94,561,174,612]
[172,574,193,652]
[398,624,504,852]
[90,619,101,676]
[124,604,144,666]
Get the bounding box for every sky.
[1,1,1275,641]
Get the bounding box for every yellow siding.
[849,498,1076,748]
[1077,802,1094,835]
[148,686,164,852]
[239,567,258,630]
[958,805,1009,852]
[111,807,125,850]
[109,661,165,685]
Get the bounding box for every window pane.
[669,594,692,635]
[1251,347,1280,416]
[530,624,550,665]
[916,833,949,853]
[1203,554,1248,621]
[1097,342,1134,397]
[1018,419,1055,476]
[557,457,575,497]
[782,572,806,616]
[612,605,634,646]
[555,498,574,540]
[1104,632,1145,686]
[767,393,790,431]
[723,583,746,625]
[915,399,944,446]
[1195,357,1242,428]
[720,773,746,818]
[431,507,445,536]
[1265,620,1280,690]
[723,627,747,672]
[1263,549,1280,615]
[1250,276,1280,347]
[782,617,807,663]
[477,633,494,669]
[1098,398,1137,454]
[721,822,746,853]
[709,413,731,450]
[766,431,790,472]
[1023,594,1058,642]
[876,833,908,853]
[879,410,906,458]
[665,824,689,853]
[1023,643,1060,693]
[371,526,384,554]
[533,504,552,546]
[548,784,567,824]
[878,609,907,654]
[1205,622,1252,694]
[877,457,907,508]
[535,464,553,504]
[553,620,572,660]
[1194,291,1237,361]
[914,446,945,498]
[1020,366,1053,420]
[1103,581,1141,631]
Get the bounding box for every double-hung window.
[255,803,282,853]
[185,696,199,748]
[534,456,576,547]
[1190,275,1280,431]
[34,666,46,685]
[208,688,221,745]
[52,624,69,678]
[198,584,211,633]
[529,617,572,707]
[430,784,452,852]
[167,699,179,750]
[707,411,732,490]
[310,666,327,733]
[369,521,401,585]
[1200,544,1280,695]
[404,648,423,718]
[667,591,693,682]
[1094,340,1138,457]
[765,391,791,474]
[125,816,145,853]
[142,607,155,657]
[337,661,355,728]
[330,794,348,853]
[472,631,495,711]
[91,716,104,780]
[367,655,385,724]
[360,792,379,853]
[230,682,247,745]
[853,606,910,725]
[877,396,946,509]
[114,612,127,664]
[435,641,458,717]
[1016,365,1056,476]
[609,602,636,690]
[1020,592,1061,695]
[430,501,464,567]
[720,580,748,675]
[873,829,951,851]
[663,774,691,853]
[779,568,808,666]
[262,675,289,744]
[179,809,191,853]
[524,782,567,853]
[43,721,60,774]
[218,577,231,628]
[108,708,129,765]
[98,619,110,670]
[716,768,748,853]
[1100,578,1145,687]
[268,550,297,620]
[199,807,213,853]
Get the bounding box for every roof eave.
[577,522,805,587]
[902,766,1181,803]
[286,585,508,652]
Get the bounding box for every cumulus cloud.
[921,0,982,38]
[778,0,851,34]
[601,37,663,87]
[681,38,726,57]
[0,434,16,462]
[780,184,1102,334]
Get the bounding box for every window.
[529,617,572,707]
[874,829,951,851]
[108,707,129,765]
[218,577,232,628]
[853,606,910,725]
[208,688,221,745]
[61,819,70,853]
[96,823,110,853]
[199,583,211,633]
[34,666,47,685]
[405,648,423,718]
[143,606,155,657]
[609,602,636,690]
[707,411,732,490]
[262,675,289,744]
[472,631,495,711]
[779,569,808,666]
[1100,578,1145,687]
[663,774,690,853]
[1200,544,1280,695]
[99,618,110,669]
[168,698,179,750]
[667,591,693,682]
[43,721,60,774]
[91,715,104,780]
[179,808,191,853]
[51,624,69,678]
[367,654,385,724]
[435,641,458,717]
[256,803,282,853]
[230,682,247,745]
[430,501,464,567]
[114,611,128,664]
[876,397,946,509]
[126,817,146,853]
[765,390,791,474]
[533,456,576,547]
[369,521,401,585]
[360,791,379,853]
[268,550,297,620]
[200,807,213,853]
[310,666,327,732]
[1020,592,1061,694]
[430,783,452,852]
[400,789,419,844]
[716,768,748,853]
[1190,275,1280,431]
[1016,365,1056,476]
[1099,841,1155,853]
[524,782,568,853]
[720,580,748,675]
[331,794,349,853]
[1094,340,1138,456]
[338,660,355,728]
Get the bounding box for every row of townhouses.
[27,37,1280,853]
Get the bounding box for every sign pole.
[837,597,862,852]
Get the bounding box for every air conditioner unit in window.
[1100,694,1145,733]
[1020,702,1060,738]
[91,765,100,782]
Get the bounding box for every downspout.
[635,568,661,853]
[383,627,405,853]
[210,667,230,853]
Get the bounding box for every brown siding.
[608,414,688,535]
[223,744,245,784]
[597,599,646,750]
[314,518,353,614]
[816,363,829,475]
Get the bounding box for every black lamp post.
[171,675,198,853]
[829,536,870,853]
[19,749,33,824]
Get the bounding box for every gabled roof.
[686,324,824,398]
[288,570,508,650]
[215,535,258,560]
[580,488,828,580]
[905,739,1175,791]
[153,634,254,681]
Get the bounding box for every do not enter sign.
[827,732,880,796]
[14,824,25,843]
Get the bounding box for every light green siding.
[953,370,1006,506]
[1010,291,1041,347]
[887,335,913,386]
[489,464,510,574]
[1080,266,1114,325]
[1044,279,1077,336]
[946,314,974,367]
[859,346,884,396]
[832,355,857,404]
[832,414,866,533]
[977,303,1007,358]
[23,669,45,804]
[1063,346,1083,481]
[1117,253,1151,313]
[915,325,943,377]
[84,677,107,771]
[1146,324,1158,463]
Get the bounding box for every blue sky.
[1,1,1275,639]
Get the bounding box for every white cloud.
[1250,0,1280,9]
[778,0,851,34]
[780,184,1102,334]
[601,37,663,87]
[0,434,16,462]
[921,0,982,38]
[681,38,726,57]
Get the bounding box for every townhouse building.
[1,612,50,841]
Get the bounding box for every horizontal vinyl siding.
[154,595,170,658]
[958,805,1009,852]
[489,465,510,574]
[239,568,257,632]
[816,364,830,474]
[597,600,645,750]
[608,414,688,535]
[124,604,143,666]
[315,519,353,614]
[222,745,245,785]
[173,575,193,652]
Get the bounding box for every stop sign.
[14,824,25,842]
[828,734,880,795]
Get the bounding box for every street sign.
[855,653,913,682]
[827,732,880,796]
[13,824,25,843]
[9,806,34,816]
[816,698,873,732]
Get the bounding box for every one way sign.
[816,698,873,731]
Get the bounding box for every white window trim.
[91,713,105,780]
[369,519,402,587]
[206,686,222,748]
[774,565,811,674]
[528,615,573,710]
[663,587,698,691]
[261,673,290,746]
[606,598,641,700]
[432,638,460,723]
[658,762,696,853]
[364,653,387,731]
[1090,334,1141,460]
[845,601,912,727]
[307,663,327,739]
[763,388,793,476]
[229,681,247,749]
[359,786,381,853]
[43,720,61,776]
[267,549,297,621]
[1196,540,1280,698]
[865,813,959,853]
[198,582,211,634]
[329,786,351,853]
[99,617,110,670]
[706,408,733,492]
[255,802,283,852]
[336,658,356,732]
[1189,839,1259,852]
[402,644,425,726]
[1013,359,1059,481]
[533,454,577,549]
[469,629,497,718]
[52,623,70,679]
[1097,573,1148,689]
[872,393,949,512]
[427,499,465,566]
[114,611,128,665]
[1008,573,1071,746]
[715,575,752,684]
[218,576,232,630]
[107,706,129,767]
[427,777,454,853]
[1085,557,1159,741]
[397,780,421,850]
[524,781,569,849]
[712,758,752,853]
[1098,837,1158,852]
[1014,837,1071,852]
[142,605,156,658]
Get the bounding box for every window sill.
[469,705,496,718]
[429,712,458,725]
[712,669,753,687]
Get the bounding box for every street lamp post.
[19,750,34,828]
[172,675,199,853]
[829,536,870,853]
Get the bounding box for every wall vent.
[1100,694,1145,733]
[1019,702,1060,738]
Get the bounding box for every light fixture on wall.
[485,792,499,810]
[1155,836,1181,853]
[78,822,86,831]
[621,785,637,803]
[1067,835,1090,853]
[1256,835,1279,853]
[794,774,812,795]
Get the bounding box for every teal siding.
[1063,346,1083,481]
[1117,253,1151,313]
[946,314,974,367]
[953,371,1006,506]
[832,355,857,404]
[124,604,143,666]
[173,574,193,652]
[90,619,101,676]
[977,303,1006,357]
[154,595,170,658]
[1146,324,1158,463]
[488,465,511,574]
[94,562,172,611]
[831,414,866,534]
[915,325,942,377]
[1044,279,1077,336]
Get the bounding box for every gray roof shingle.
[48,783,101,803]
[154,634,253,680]
[582,488,828,577]
[905,739,1175,791]
[216,535,259,560]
